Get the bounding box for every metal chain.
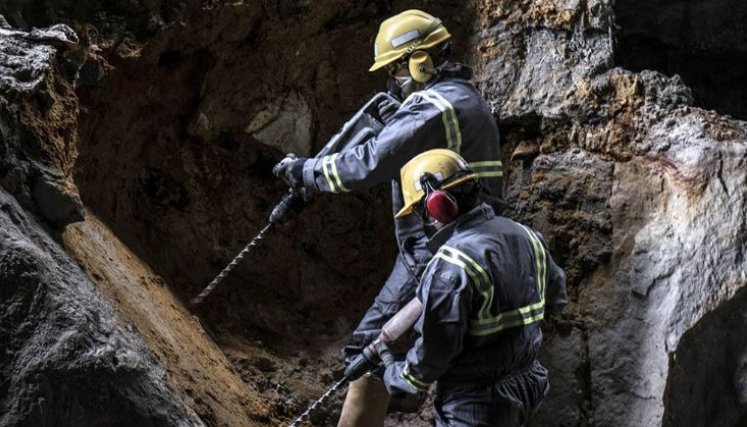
[288,376,348,427]
[190,222,274,307]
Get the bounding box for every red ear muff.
[425,190,459,224]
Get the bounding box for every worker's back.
[428,203,566,385]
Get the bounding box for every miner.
[273,9,504,423]
[383,149,567,426]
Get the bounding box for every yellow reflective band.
[402,364,429,391]
[321,156,338,193]
[437,246,494,322]
[420,90,462,154]
[427,90,462,154]
[434,252,492,320]
[475,171,504,178]
[329,153,350,192]
[468,160,503,168]
[470,309,545,336]
[470,299,545,326]
[469,160,504,179]
[520,225,547,299]
[435,239,548,337]
[464,225,549,336]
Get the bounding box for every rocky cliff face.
[1,0,746,426]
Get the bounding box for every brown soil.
[62,212,272,425]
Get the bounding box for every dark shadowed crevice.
[663,286,747,426]
[614,0,747,120]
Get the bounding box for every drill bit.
[288,376,348,427]
[190,222,274,307]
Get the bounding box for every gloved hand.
[272,153,307,190]
[383,361,418,397]
[377,96,399,124]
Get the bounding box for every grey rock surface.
[0,17,84,227]
[469,1,747,425]
[0,188,202,426]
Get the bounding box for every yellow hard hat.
[369,9,451,72]
[396,149,476,218]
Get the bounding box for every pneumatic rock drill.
[288,297,423,427]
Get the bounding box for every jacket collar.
[426,203,495,252]
[425,61,473,88]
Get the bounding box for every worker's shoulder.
[404,78,477,107]
[436,227,493,263]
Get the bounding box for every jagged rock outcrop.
[0,19,197,427]
[469,1,747,425]
[0,21,84,227]
[0,19,269,426]
[0,187,201,426]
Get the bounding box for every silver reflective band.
[413,171,444,192]
[391,29,421,48]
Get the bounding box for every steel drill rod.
[288,376,348,427]
[190,222,274,307]
[188,93,395,307]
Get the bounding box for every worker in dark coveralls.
[273,9,505,424]
[382,149,567,426]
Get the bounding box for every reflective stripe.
[402,363,429,391]
[391,29,421,48]
[321,154,350,193]
[468,160,504,179]
[321,156,336,192]
[469,303,545,335]
[329,153,350,192]
[436,246,494,321]
[435,232,548,336]
[419,89,462,153]
[520,224,547,299]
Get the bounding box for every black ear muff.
[424,190,459,224]
[408,50,435,84]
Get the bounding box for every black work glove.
[272,153,307,190]
[377,96,399,124]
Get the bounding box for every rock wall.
[468,1,747,425]
[615,0,747,121]
[0,187,201,426]
[0,18,271,426]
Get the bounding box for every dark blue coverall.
[383,203,567,426]
[300,63,503,364]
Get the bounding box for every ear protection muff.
[408,50,436,84]
[420,172,459,224]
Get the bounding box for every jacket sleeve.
[534,229,567,313]
[383,261,471,395]
[302,96,445,193]
[545,252,567,313]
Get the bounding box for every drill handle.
[269,190,307,224]
[343,341,381,382]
